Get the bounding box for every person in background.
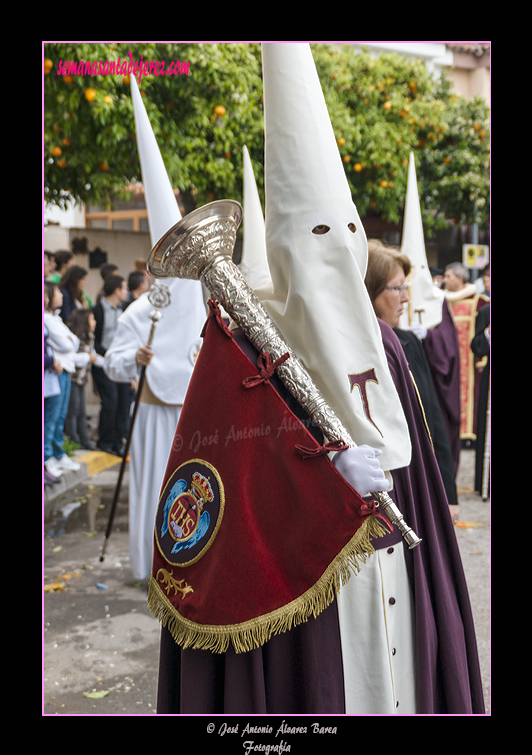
[123,270,150,309]
[478,264,490,298]
[64,309,103,450]
[59,265,90,322]
[95,263,120,304]
[91,275,131,455]
[50,250,74,283]
[44,285,62,486]
[471,302,490,496]
[44,281,90,478]
[133,258,152,288]
[103,73,207,587]
[430,266,443,288]
[442,262,489,443]
[44,251,56,281]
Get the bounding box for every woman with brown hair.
[365,240,412,328]
[365,238,460,515]
[59,264,90,323]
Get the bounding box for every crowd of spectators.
[43,250,151,484]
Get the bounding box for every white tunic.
[104,300,202,580]
[126,399,182,580]
[337,543,417,714]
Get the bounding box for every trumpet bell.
[147,199,243,282]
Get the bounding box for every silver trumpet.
[147,200,421,549]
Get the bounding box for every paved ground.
[453,448,491,712]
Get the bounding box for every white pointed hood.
[399,152,444,330]
[239,145,272,292]
[131,76,182,246]
[257,43,410,472]
[113,75,206,404]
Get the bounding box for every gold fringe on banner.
[148,514,388,654]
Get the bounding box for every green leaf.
[83,689,110,699]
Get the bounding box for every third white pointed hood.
[399,152,444,330]
[240,145,272,293]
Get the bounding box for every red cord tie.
[242,352,290,388]
[295,439,349,459]
[357,499,392,530]
[201,298,234,339]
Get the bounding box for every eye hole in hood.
[311,222,357,235]
[312,224,330,235]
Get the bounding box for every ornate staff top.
[145,283,171,347]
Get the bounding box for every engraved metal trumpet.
[147,200,421,549]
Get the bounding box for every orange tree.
[44,42,264,212]
[44,43,489,235]
[312,44,490,235]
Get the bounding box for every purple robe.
[154,321,485,715]
[378,319,485,714]
[423,300,461,475]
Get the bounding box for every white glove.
[404,322,427,341]
[333,445,390,499]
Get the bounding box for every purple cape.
[154,321,485,715]
[423,300,461,475]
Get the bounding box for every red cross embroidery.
[348,368,383,437]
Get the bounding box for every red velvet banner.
[148,301,389,653]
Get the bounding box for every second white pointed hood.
[257,43,410,472]
[112,76,206,405]
[240,145,272,293]
[399,152,444,330]
[131,76,182,246]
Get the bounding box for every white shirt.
[44,310,90,374]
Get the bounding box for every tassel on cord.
[147,514,388,654]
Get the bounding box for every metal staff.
[406,269,415,326]
[147,200,421,549]
[99,285,170,562]
[481,371,491,501]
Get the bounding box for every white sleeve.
[46,315,80,354]
[73,352,91,368]
[103,319,142,382]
